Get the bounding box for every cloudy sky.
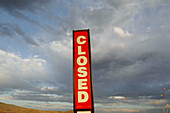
[0,0,170,113]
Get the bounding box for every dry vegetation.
[0,102,73,113]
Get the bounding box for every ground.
[0,102,73,113]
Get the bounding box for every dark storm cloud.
[0,23,39,46]
[0,0,49,11]
[0,0,52,25]
[93,41,170,100]
[83,8,114,28]
[36,0,170,104]
[83,0,170,101]
[0,24,14,37]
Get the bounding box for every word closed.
[73,29,94,113]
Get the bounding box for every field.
[0,102,73,113]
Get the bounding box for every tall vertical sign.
[73,29,94,113]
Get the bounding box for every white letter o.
[77,56,87,66]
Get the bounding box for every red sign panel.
[73,29,94,113]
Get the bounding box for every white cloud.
[40,86,57,91]
[50,39,72,59]
[0,49,49,89]
[108,96,125,100]
[114,26,133,38]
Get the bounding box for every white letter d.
[78,91,89,103]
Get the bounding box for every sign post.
[73,29,94,113]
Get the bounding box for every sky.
[0,0,170,113]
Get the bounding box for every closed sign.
[73,29,94,113]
